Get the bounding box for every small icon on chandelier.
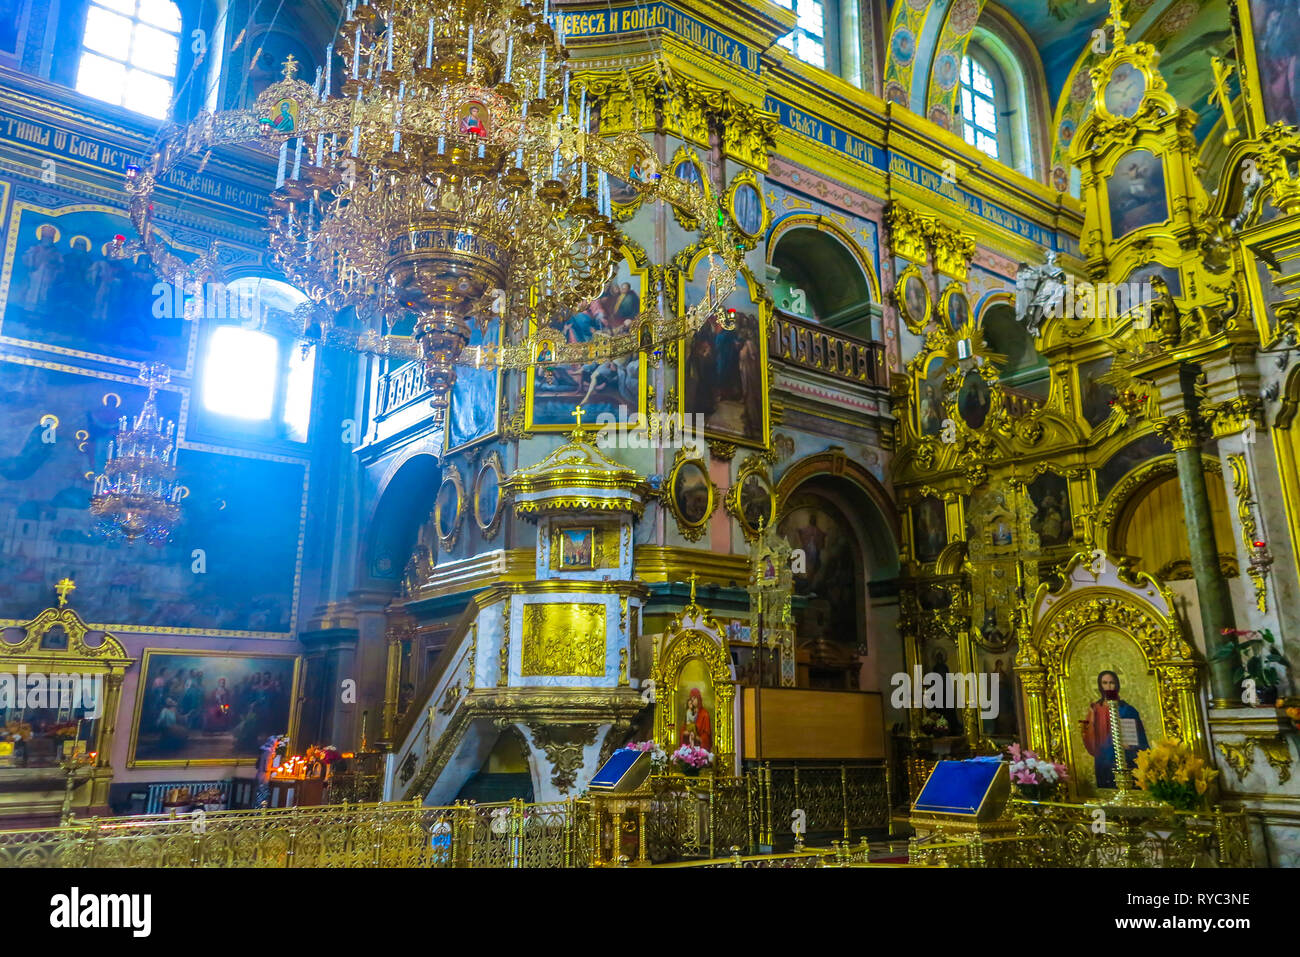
[460,101,489,138]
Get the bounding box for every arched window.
[776,0,833,72]
[199,278,316,442]
[75,0,181,119]
[960,53,1000,159]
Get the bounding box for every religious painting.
[473,452,503,537]
[675,657,714,751]
[0,363,304,632]
[557,527,595,570]
[269,97,298,132]
[446,315,501,452]
[943,286,970,332]
[1064,633,1158,796]
[1103,61,1146,118]
[912,496,947,563]
[674,156,703,190]
[1078,355,1117,429]
[980,652,1020,740]
[730,182,764,237]
[957,370,991,430]
[459,100,489,138]
[129,650,299,767]
[528,254,644,429]
[1095,433,1171,502]
[737,469,775,535]
[917,356,949,437]
[680,262,768,447]
[0,205,197,367]
[1248,0,1300,126]
[1027,472,1073,548]
[923,637,962,737]
[670,458,712,528]
[898,270,931,328]
[1107,149,1169,239]
[725,619,751,644]
[240,30,314,107]
[779,497,859,647]
[1124,262,1181,299]
[434,469,462,547]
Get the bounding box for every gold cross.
[688,571,698,606]
[55,577,75,608]
[1210,57,1240,144]
[281,54,299,81]
[572,405,585,428]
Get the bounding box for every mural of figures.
[957,370,991,429]
[1103,61,1146,118]
[557,527,593,569]
[1027,472,1073,547]
[913,496,947,563]
[131,651,298,764]
[1078,356,1117,429]
[530,259,642,427]
[0,363,303,631]
[1251,0,1300,126]
[1095,433,1171,501]
[1107,149,1169,238]
[240,30,314,106]
[447,316,500,452]
[1,207,193,365]
[779,498,859,647]
[681,270,766,445]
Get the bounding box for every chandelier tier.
[90,363,182,545]
[119,0,745,419]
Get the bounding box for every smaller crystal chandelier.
[91,363,182,544]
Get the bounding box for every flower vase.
[1015,783,1056,802]
[680,764,701,777]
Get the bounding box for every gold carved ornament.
[651,628,735,775]
[520,602,606,677]
[724,454,776,544]
[1227,453,1268,614]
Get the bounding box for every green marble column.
[1164,414,1238,704]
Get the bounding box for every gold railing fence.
[0,763,893,868]
[907,800,1254,868]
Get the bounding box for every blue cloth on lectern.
[590,748,642,788]
[913,758,1002,815]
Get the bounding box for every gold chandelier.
[90,363,182,544]
[118,0,745,420]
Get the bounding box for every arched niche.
[360,451,443,590]
[652,616,735,776]
[774,450,899,690]
[767,221,876,338]
[980,300,1049,401]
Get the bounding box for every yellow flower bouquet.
[1133,739,1218,811]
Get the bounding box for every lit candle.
[352,26,361,79]
[504,36,513,82]
[467,25,474,73]
[276,140,288,187]
[538,48,546,97]
[324,42,332,94]
[426,18,434,67]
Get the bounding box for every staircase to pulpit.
[384,429,652,806]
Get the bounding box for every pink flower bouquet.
[670,744,713,776]
[1006,743,1068,801]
